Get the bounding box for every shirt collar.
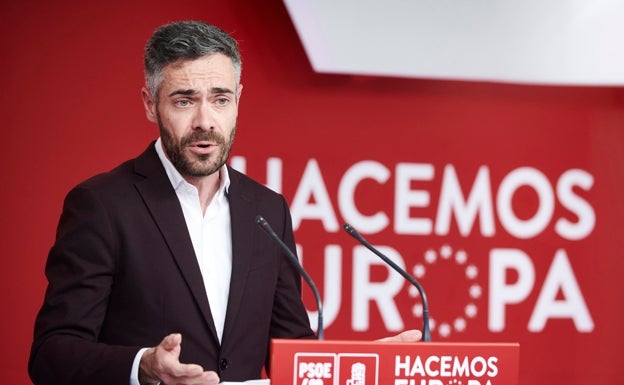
[154,137,231,196]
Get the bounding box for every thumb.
[161,333,183,352]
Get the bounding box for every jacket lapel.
[133,143,220,344]
[221,167,256,344]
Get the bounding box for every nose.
[192,101,216,131]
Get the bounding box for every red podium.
[270,339,519,385]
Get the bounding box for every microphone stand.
[344,223,431,342]
[256,215,324,340]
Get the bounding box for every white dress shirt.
[130,138,233,385]
[155,137,232,341]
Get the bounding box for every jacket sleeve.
[29,185,141,385]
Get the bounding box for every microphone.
[343,223,431,342]
[255,215,324,340]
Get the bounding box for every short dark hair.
[144,20,242,101]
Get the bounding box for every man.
[29,21,420,385]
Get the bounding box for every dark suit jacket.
[29,142,315,384]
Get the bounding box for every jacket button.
[219,358,229,370]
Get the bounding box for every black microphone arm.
[255,215,324,340]
[343,223,431,342]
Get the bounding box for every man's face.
[142,54,242,178]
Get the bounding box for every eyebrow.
[168,87,235,97]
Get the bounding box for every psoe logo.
[294,353,335,385]
[293,353,379,385]
[338,354,379,385]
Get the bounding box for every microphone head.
[256,215,267,226]
[343,223,364,242]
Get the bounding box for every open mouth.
[188,142,218,155]
[192,141,216,148]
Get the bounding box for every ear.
[141,87,158,123]
[236,83,243,106]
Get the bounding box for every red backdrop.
[3,1,623,384]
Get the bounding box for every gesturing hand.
[139,333,220,385]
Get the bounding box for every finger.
[161,367,219,384]
[397,329,422,341]
[377,329,422,342]
[202,370,220,385]
[167,362,205,378]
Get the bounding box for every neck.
[185,170,221,214]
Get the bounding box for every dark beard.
[158,117,237,178]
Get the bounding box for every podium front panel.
[270,339,519,385]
